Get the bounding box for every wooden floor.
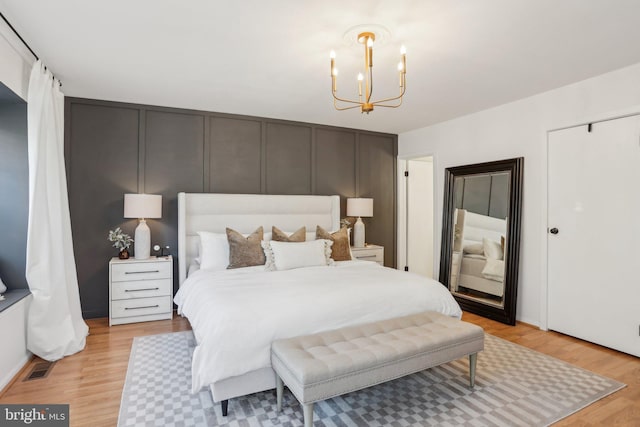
[1,312,638,426]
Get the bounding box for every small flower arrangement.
[108,227,133,251]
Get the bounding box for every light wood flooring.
[0,312,638,426]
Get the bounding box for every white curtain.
[26,60,88,361]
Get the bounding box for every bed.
[455,209,507,297]
[174,193,462,409]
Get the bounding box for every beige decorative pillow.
[483,237,503,260]
[226,226,265,269]
[316,226,351,261]
[272,226,306,242]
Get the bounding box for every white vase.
[0,277,6,294]
[134,219,151,259]
[353,216,366,248]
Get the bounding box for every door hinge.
[404,171,409,177]
[587,123,592,132]
[404,266,409,271]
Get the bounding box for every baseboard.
[0,353,31,395]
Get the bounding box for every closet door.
[548,115,640,357]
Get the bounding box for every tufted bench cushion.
[271,311,484,427]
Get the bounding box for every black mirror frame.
[439,157,523,325]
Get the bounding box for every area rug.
[118,330,624,427]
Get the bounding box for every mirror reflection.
[440,157,522,325]
[449,173,509,307]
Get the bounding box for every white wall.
[0,19,34,100]
[399,62,640,327]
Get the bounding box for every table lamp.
[347,198,373,248]
[124,193,162,259]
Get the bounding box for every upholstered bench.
[271,311,484,427]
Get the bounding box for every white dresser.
[109,256,173,326]
[350,244,384,266]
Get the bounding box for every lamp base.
[353,216,365,248]
[134,219,151,259]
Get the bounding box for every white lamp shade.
[347,198,373,217]
[124,194,162,219]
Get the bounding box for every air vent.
[24,361,55,381]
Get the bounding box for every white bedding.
[481,258,505,282]
[174,260,462,393]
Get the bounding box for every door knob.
[549,228,559,235]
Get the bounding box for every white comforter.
[174,260,462,393]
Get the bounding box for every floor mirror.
[439,158,523,325]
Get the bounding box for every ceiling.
[2,1,640,134]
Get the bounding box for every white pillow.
[197,231,230,271]
[483,238,503,260]
[463,243,484,255]
[262,239,333,271]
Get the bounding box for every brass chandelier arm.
[371,98,403,109]
[333,80,405,108]
[332,91,364,105]
[333,99,363,111]
[369,80,406,105]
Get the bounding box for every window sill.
[0,289,31,313]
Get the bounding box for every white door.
[548,115,640,357]
[406,157,434,278]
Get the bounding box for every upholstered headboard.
[177,193,341,286]
[457,209,507,249]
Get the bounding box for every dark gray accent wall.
[65,98,398,318]
[265,123,312,194]
[209,117,262,193]
[0,89,28,290]
[67,103,139,318]
[358,134,397,267]
[455,172,510,219]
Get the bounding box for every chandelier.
[330,31,406,114]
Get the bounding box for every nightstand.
[109,256,173,326]
[350,244,384,265]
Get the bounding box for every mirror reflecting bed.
[440,158,523,325]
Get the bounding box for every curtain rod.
[0,11,62,85]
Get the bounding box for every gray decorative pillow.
[316,226,351,261]
[226,226,265,269]
[272,226,306,242]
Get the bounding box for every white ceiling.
[2,0,640,134]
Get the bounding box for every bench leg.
[469,352,477,388]
[276,375,284,412]
[221,399,228,416]
[303,403,314,427]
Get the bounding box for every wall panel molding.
[65,97,398,318]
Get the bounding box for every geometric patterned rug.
[118,330,625,427]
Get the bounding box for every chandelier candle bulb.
[330,51,335,76]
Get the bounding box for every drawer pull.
[124,305,160,310]
[358,255,378,259]
[125,270,160,275]
[125,287,160,292]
